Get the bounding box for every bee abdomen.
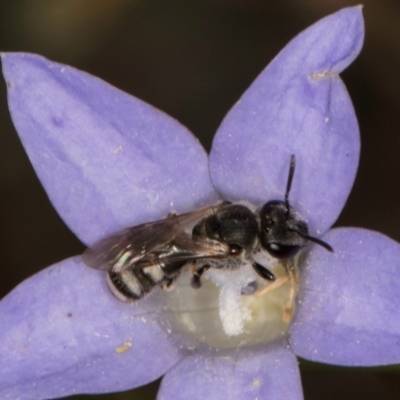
[107,261,186,301]
[107,269,155,302]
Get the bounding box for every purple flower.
[1,6,399,400]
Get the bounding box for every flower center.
[157,253,296,349]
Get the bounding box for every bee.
[83,155,332,302]
[83,202,276,301]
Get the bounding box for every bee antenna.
[285,154,296,218]
[304,234,334,252]
[289,228,334,253]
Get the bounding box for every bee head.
[260,155,333,259]
[259,200,308,259]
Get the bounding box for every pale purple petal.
[290,228,400,366]
[157,341,303,400]
[210,7,363,235]
[2,53,218,246]
[0,258,182,399]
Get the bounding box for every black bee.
[83,155,332,302]
[83,202,275,301]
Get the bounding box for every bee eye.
[229,244,242,256]
[266,243,301,259]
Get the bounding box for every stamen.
[255,276,289,297]
[218,283,252,336]
[255,258,299,324]
[206,266,256,336]
[282,259,298,323]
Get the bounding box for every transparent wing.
[154,233,230,264]
[82,203,228,272]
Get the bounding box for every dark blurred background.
[1,0,400,399]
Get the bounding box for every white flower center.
[157,253,296,349]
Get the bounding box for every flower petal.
[290,228,400,366]
[0,257,182,399]
[157,341,303,400]
[2,53,218,245]
[210,7,363,235]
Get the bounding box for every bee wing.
[82,204,225,272]
[156,233,231,263]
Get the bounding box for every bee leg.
[252,261,275,281]
[191,264,210,289]
[159,262,184,291]
[160,276,176,290]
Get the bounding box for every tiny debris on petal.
[115,341,132,354]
